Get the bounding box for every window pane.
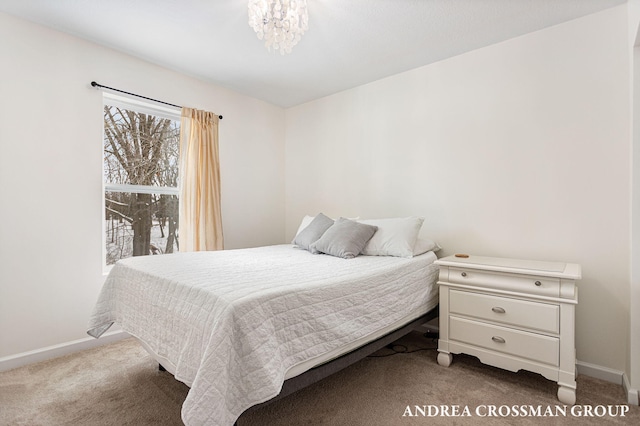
[105,192,179,265]
[103,105,180,187]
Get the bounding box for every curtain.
[179,107,224,251]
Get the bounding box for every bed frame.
[217,306,436,423]
[158,308,438,424]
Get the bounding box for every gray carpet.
[1,332,638,425]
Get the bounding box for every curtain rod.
[90,81,223,120]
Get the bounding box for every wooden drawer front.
[448,267,560,297]
[449,316,559,366]
[449,290,559,334]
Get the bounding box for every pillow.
[292,213,334,252]
[358,217,424,258]
[294,215,316,238]
[294,214,361,238]
[413,238,441,256]
[310,218,378,259]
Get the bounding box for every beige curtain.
[179,107,224,251]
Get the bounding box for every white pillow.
[294,215,316,238]
[413,238,441,256]
[358,217,424,258]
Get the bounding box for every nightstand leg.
[437,351,453,367]
[557,385,576,405]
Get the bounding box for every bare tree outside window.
[103,101,180,265]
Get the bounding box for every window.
[103,94,180,266]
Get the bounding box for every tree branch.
[105,205,133,223]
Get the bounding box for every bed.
[88,234,439,425]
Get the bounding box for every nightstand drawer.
[449,316,559,366]
[448,267,560,297]
[449,290,559,333]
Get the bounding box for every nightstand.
[435,255,581,405]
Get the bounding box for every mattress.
[88,244,439,426]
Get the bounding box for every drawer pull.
[461,272,467,277]
[492,336,506,344]
[491,307,506,314]
[534,281,542,286]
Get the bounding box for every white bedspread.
[87,245,438,426]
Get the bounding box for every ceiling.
[0,0,626,108]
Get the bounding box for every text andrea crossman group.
[402,404,630,418]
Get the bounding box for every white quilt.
[87,245,438,426]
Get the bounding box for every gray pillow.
[310,218,378,259]
[292,213,334,251]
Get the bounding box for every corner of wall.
[623,374,640,405]
[631,0,640,46]
[576,360,639,404]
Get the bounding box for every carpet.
[0,332,637,425]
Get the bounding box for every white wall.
[0,12,285,359]
[285,6,631,372]
[0,4,634,383]
[629,0,640,404]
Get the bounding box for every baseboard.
[3,334,639,406]
[0,330,130,373]
[576,360,624,385]
[576,360,640,405]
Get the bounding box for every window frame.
[101,92,181,273]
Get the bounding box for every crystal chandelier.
[248,0,309,55]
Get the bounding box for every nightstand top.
[434,255,581,280]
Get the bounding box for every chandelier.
[248,0,309,55]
